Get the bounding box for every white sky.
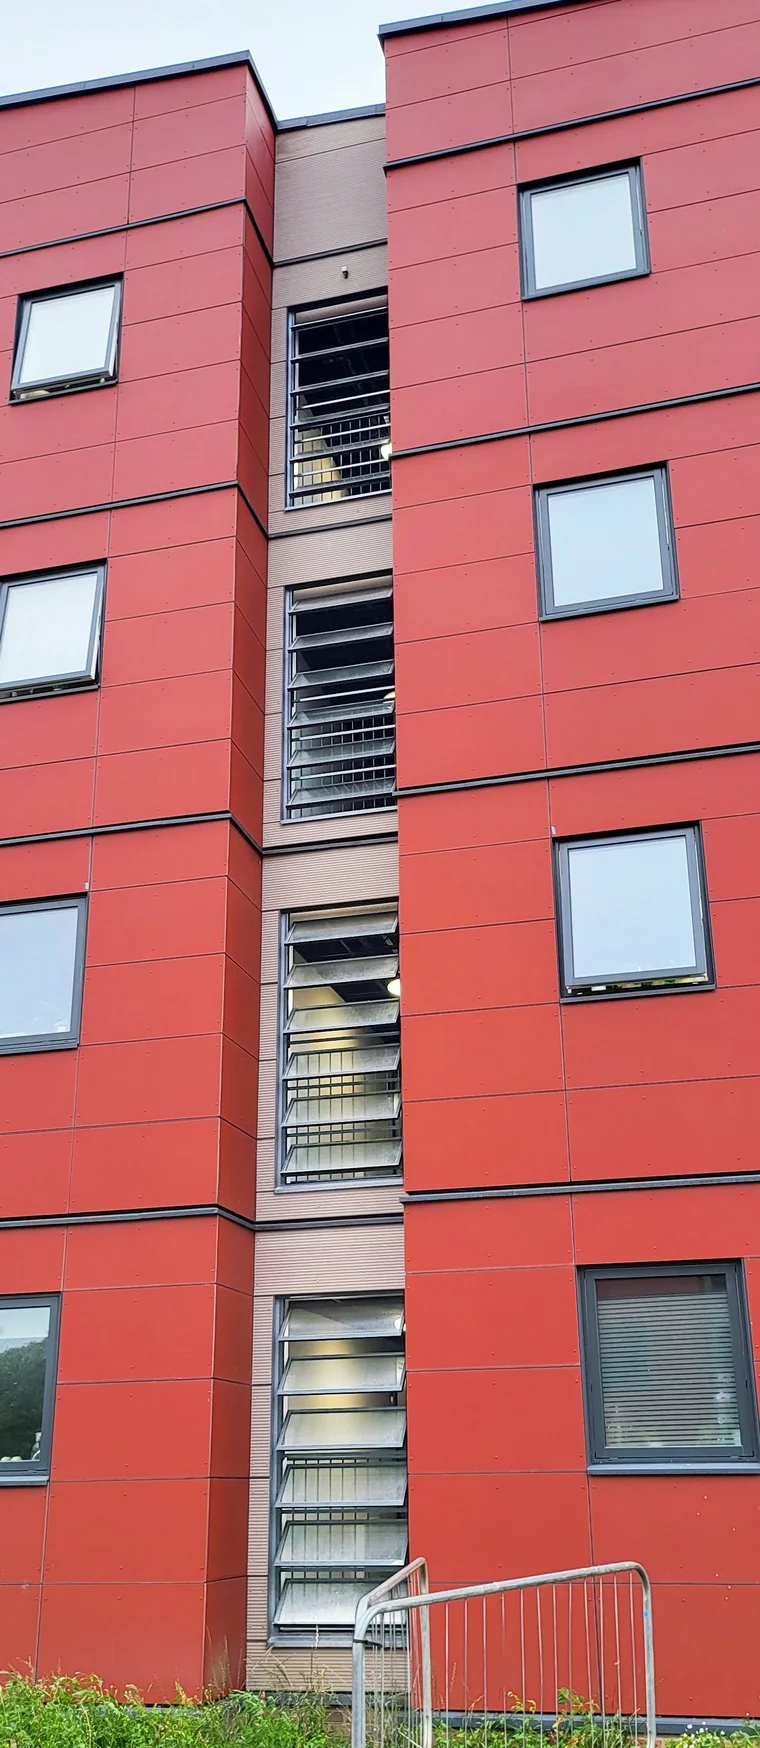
[0,0,467,120]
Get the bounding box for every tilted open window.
[11,280,122,399]
[520,164,649,298]
[555,827,712,999]
[0,897,87,1053]
[0,566,104,699]
[272,1295,407,1638]
[284,577,395,819]
[288,298,390,506]
[279,904,401,1186]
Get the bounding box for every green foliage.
[0,1339,46,1461]
[2,1679,760,1748]
[0,1676,343,1748]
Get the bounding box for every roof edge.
[379,0,594,40]
[0,49,277,130]
[278,100,385,130]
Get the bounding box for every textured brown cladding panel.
[274,118,387,261]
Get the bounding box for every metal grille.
[285,579,396,820]
[353,1561,656,1748]
[280,904,402,1186]
[288,300,391,506]
[273,1296,407,1639]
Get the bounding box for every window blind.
[285,580,395,819]
[596,1273,742,1451]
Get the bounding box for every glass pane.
[286,1299,404,1342]
[0,572,99,687]
[547,475,665,608]
[19,285,117,385]
[279,1458,407,1508]
[284,1409,406,1451]
[567,835,696,981]
[283,1355,405,1394]
[0,906,80,1040]
[0,1304,50,1464]
[530,172,637,291]
[278,1575,376,1626]
[597,1274,741,1448]
[280,1518,407,1564]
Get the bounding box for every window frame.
[554,825,713,1001]
[0,1292,60,1484]
[276,902,402,1190]
[579,1262,760,1473]
[0,563,106,701]
[534,465,679,620]
[282,573,396,822]
[10,277,123,401]
[286,291,391,510]
[519,161,650,300]
[268,1292,408,1645]
[0,895,88,1055]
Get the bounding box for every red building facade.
[0,57,273,1694]
[385,0,760,1723]
[0,0,759,1721]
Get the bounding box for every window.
[0,1296,59,1481]
[580,1265,759,1468]
[535,468,678,618]
[0,566,105,699]
[288,298,390,506]
[285,577,395,819]
[555,827,712,999]
[0,898,87,1052]
[272,1295,407,1637]
[11,280,122,399]
[279,903,401,1186]
[520,165,648,297]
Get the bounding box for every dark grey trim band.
[0,49,276,129]
[265,828,398,855]
[384,72,760,168]
[0,478,267,544]
[0,809,398,862]
[0,1203,403,1234]
[392,379,760,463]
[275,237,387,270]
[396,738,760,801]
[379,0,594,37]
[278,102,385,130]
[269,511,392,538]
[0,195,273,272]
[404,1171,760,1206]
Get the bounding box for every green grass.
[0,1677,344,1748]
[2,1678,759,1748]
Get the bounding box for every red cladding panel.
[37,1582,205,1700]
[409,1471,592,1582]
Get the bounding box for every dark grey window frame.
[0,895,88,1055]
[535,465,679,620]
[519,162,650,300]
[0,1292,60,1484]
[579,1262,760,1473]
[282,574,396,822]
[268,1292,408,1646]
[276,902,402,1190]
[554,824,714,1001]
[0,563,106,701]
[286,291,391,510]
[10,277,123,401]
